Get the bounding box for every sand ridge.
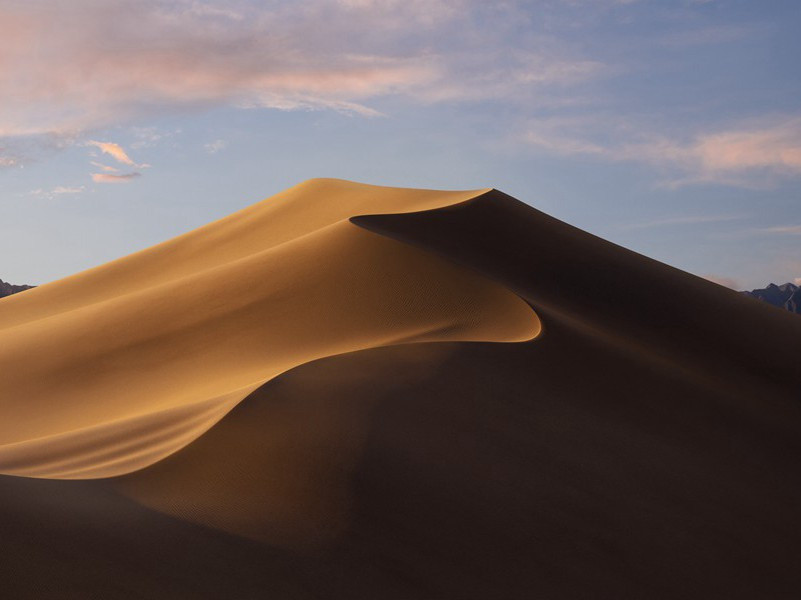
[1,180,801,598]
[0,179,540,479]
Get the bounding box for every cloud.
[52,185,85,195]
[130,127,179,149]
[702,275,741,290]
[86,140,147,182]
[90,161,118,172]
[690,121,801,175]
[29,185,85,199]
[0,133,78,169]
[522,115,801,187]
[0,2,431,136]
[91,172,141,184]
[87,141,139,167]
[754,225,801,235]
[0,1,599,140]
[620,214,745,230]
[420,54,603,104]
[204,139,227,154]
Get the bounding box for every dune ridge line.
[0,179,541,479]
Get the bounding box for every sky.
[1,0,800,290]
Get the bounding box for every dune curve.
[0,179,540,479]
[1,180,800,599]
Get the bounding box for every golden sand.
[0,179,539,479]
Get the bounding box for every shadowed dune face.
[114,343,454,549]
[1,179,801,599]
[352,189,801,400]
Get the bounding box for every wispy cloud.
[0,1,599,140]
[0,155,20,168]
[689,121,801,175]
[87,141,140,167]
[1,0,790,197]
[90,161,118,173]
[620,214,746,230]
[754,225,801,235]
[0,2,430,136]
[130,127,179,150]
[522,115,801,188]
[29,185,85,199]
[91,173,141,184]
[86,140,147,183]
[204,139,227,154]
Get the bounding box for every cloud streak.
[755,225,801,235]
[91,161,118,172]
[91,172,141,184]
[620,214,746,230]
[204,139,227,154]
[88,141,139,167]
[29,186,86,199]
[523,115,801,187]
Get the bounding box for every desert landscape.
[1,178,800,598]
[3,1,801,598]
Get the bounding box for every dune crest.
[2,180,801,598]
[0,179,540,479]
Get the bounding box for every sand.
[0,180,538,478]
[0,179,799,598]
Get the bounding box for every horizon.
[2,0,800,290]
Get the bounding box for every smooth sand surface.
[1,180,800,599]
[0,180,539,478]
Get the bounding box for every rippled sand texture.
[1,179,800,599]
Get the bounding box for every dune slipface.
[1,179,800,599]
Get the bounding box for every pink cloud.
[693,122,801,174]
[91,172,141,184]
[87,141,139,167]
[91,161,118,172]
[0,2,436,137]
[0,1,598,139]
[523,115,801,187]
[756,225,801,235]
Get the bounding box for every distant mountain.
[742,282,800,314]
[0,279,34,299]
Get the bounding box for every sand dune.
[1,179,800,599]
[0,180,539,478]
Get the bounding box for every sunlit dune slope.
[0,179,539,479]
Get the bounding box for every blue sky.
[1,0,799,289]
